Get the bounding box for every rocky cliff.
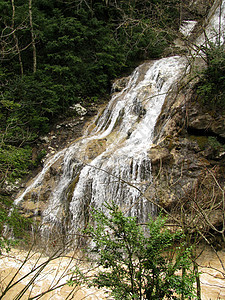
[149,0,225,246]
[150,62,225,245]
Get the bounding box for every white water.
[204,0,225,44]
[195,0,225,49]
[180,20,197,37]
[67,57,188,232]
[15,149,66,206]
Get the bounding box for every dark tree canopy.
[0,0,180,186]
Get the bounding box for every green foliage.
[0,142,33,246]
[0,194,32,252]
[208,136,225,153]
[67,265,87,287]
[0,0,180,99]
[0,145,32,183]
[85,203,196,300]
[189,135,224,153]
[197,43,225,110]
[6,206,32,238]
[33,149,47,168]
[0,237,11,253]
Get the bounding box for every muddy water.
[0,248,109,300]
[197,247,225,300]
[0,246,224,299]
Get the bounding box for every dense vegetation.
[197,42,225,110]
[0,0,180,186]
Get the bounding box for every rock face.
[149,0,225,229]
[151,63,225,236]
[188,103,225,138]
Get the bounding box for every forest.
[0,0,180,180]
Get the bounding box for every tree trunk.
[11,0,24,76]
[29,0,37,73]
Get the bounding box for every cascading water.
[204,0,225,44]
[194,0,225,49]
[15,56,188,241]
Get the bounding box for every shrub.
[85,203,196,300]
[197,43,225,110]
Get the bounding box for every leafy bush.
[85,203,196,300]
[0,145,32,183]
[197,43,225,110]
[0,194,32,252]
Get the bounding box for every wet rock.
[151,63,225,213]
[70,104,87,116]
[111,76,130,93]
[39,136,50,143]
[132,98,146,118]
[20,200,47,214]
[148,145,173,165]
[85,139,107,160]
[188,104,225,138]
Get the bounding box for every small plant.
[208,136,223,151]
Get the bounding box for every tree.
[11,0,24,76]
[28,0,37,73]
[85,202,196,300]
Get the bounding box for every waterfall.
[15,56,188,240]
